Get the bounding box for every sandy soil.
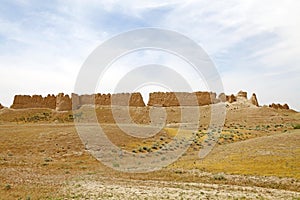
[66,176,300,200]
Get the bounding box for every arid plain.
[0,91,299,199]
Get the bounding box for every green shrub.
[5,184,11,190]
[113,163,119,168]
[44,157,52,162]
[142,146,148,151]
[213,173,226,181]
[293,124,300,129]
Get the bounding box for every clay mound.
[227,99,258,110]
[0,103,3,109]
[225,91,260,108]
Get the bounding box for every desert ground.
[0,102,299,199]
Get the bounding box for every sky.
[0,0,299,110]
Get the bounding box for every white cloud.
[156,0,300,110]
[96,50,208,94]
[0,1,299,110]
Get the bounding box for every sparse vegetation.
[293,124,300,129]
[113,163,119,168]
[44,157,53,162]
[4,184,11,190]
[213,173,226,181]
[0,105,299,199]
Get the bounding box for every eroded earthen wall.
[269,103,289,110]
[9,91,271,110]
[74,93,145,107]
[147,92,217,107]
[10,94,56,109]
[56,93,72,111]
[11,92,146,110]
[250,93,259,106]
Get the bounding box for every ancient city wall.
[147,92,218,106]
[269,103,289,110]
[11,92,146,111]
[71,93,145,108]
[110,93,145,107]
[10,94,56,109]
[9,91,289,111]
[56,93,72,111]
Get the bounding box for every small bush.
[68,114,74,120]
[293,124,300,129]
[113,163,119,168]
[138,147,143,152]
[142,146,148,151]
[4,184,11,190]
[213,173,226,181]
[44,157,52,162]
[151,146,158,150]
